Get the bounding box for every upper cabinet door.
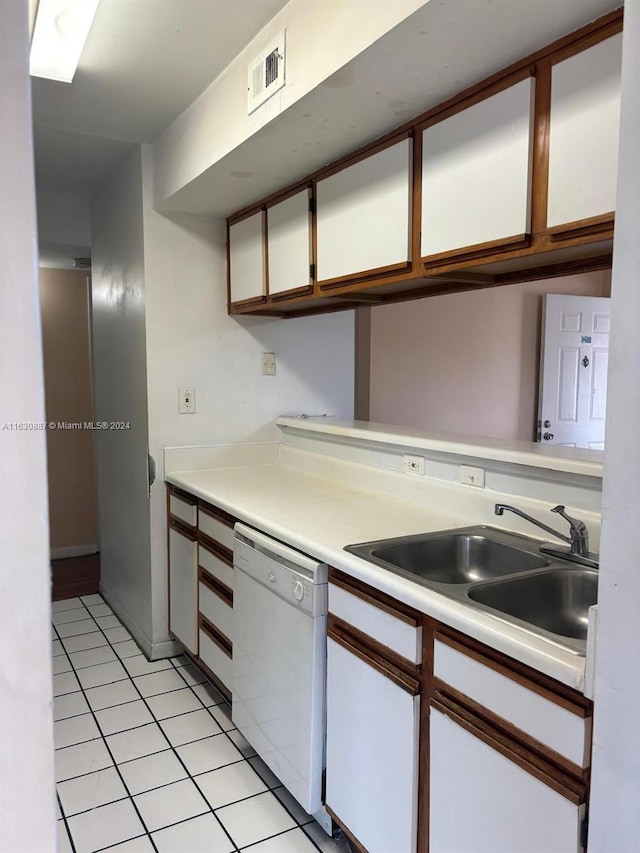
[421,77,535,259]
[547,33,622,230]
[316,137,412,285]
[228,211,265,305]
[267,188,312,298]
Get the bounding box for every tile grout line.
[54,605,161,853]
[54,598,331,853]
[60,603,243,853]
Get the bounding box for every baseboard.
[51,544,98,560]
[98,581,180,661]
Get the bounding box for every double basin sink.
[345,526,598,655]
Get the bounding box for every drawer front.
[199,628,232,692]
[433,638,591,768]
[329,583,421,665]
[199,509,235,551]
[199,579,233,642]
[169,493,197,528]
[199,544,234,590]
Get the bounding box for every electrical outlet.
[178,387,196,414]
[459,464,485,487]
[403,454,425,476]
[262,352,276,375]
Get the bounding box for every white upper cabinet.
[316,137,412,283]
[267,188,311,296]
[547,33,622,229]
[421,77,535,258]
[228,211,265,304]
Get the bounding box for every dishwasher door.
[232,535,327,814]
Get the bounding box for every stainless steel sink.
[345,526,598,655]
[368,532,549,584]
[468,568,598,642]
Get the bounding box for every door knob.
[543,432,554,441]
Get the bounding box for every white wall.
[141,144,354,647]
[90,146,154,647]
[153,0,427,207]
[589,0,640,847]
[90,143,354,653]
[0,1,56,850]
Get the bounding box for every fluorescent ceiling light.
[30,0,100,83]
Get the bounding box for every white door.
[325,637,419,853]
[430,707,583,853]
[538,294,610,449]
[228,211,265,304]
[267,188,311,296]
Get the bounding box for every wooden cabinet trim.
[199,566,233,607]
[169,515,197,542]
[547,212,615,242]
[431,690,587,805]
[435,628,592,717]
[328,567,420,626]
[328,613,419,679]
[198,533,233,567]
[318,260,412,291]
[433,677,586,782]
[328,623,420,696]
[198,500,237,529]
[168,484,198,506]
[324,806,370,853]
[225,8,621,316]
[194,654,232,704]
[199,614,232,658]
[418,66,534,134]
[422,233,530,267]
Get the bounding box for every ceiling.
[161,0,623,217]
[31,0,290,196]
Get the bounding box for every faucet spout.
[494,504,572,545]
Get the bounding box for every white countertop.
[166,460,588,691]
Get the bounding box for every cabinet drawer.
[199,626,232,692]
[198,506,235,551]
[433,637,591,768]
[169,492,197,528]
[199,576,233,642]
[199,543,234,590]
[329,581,421,665]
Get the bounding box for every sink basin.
[347,527,550,585]
[345,526,598,654]
[468,568,598,642]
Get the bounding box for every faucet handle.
[551,505,589,555]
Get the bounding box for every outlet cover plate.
[459,464,485,487]
[403,454,425,476]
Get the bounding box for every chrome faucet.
[495,503,592,563]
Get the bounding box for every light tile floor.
[52,595,349,853]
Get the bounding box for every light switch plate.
[262,352,276,375]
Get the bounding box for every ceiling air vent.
[247,30,286,114]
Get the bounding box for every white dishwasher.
[232,523,329,827]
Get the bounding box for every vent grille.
[247,30,286,114]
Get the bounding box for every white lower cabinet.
[326,636,420,853]
[429,705,584,853]
[168,524,198,654]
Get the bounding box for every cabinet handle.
[329,627,420,695]
[169,517,197,541]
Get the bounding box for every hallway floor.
[52,595,347,853]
